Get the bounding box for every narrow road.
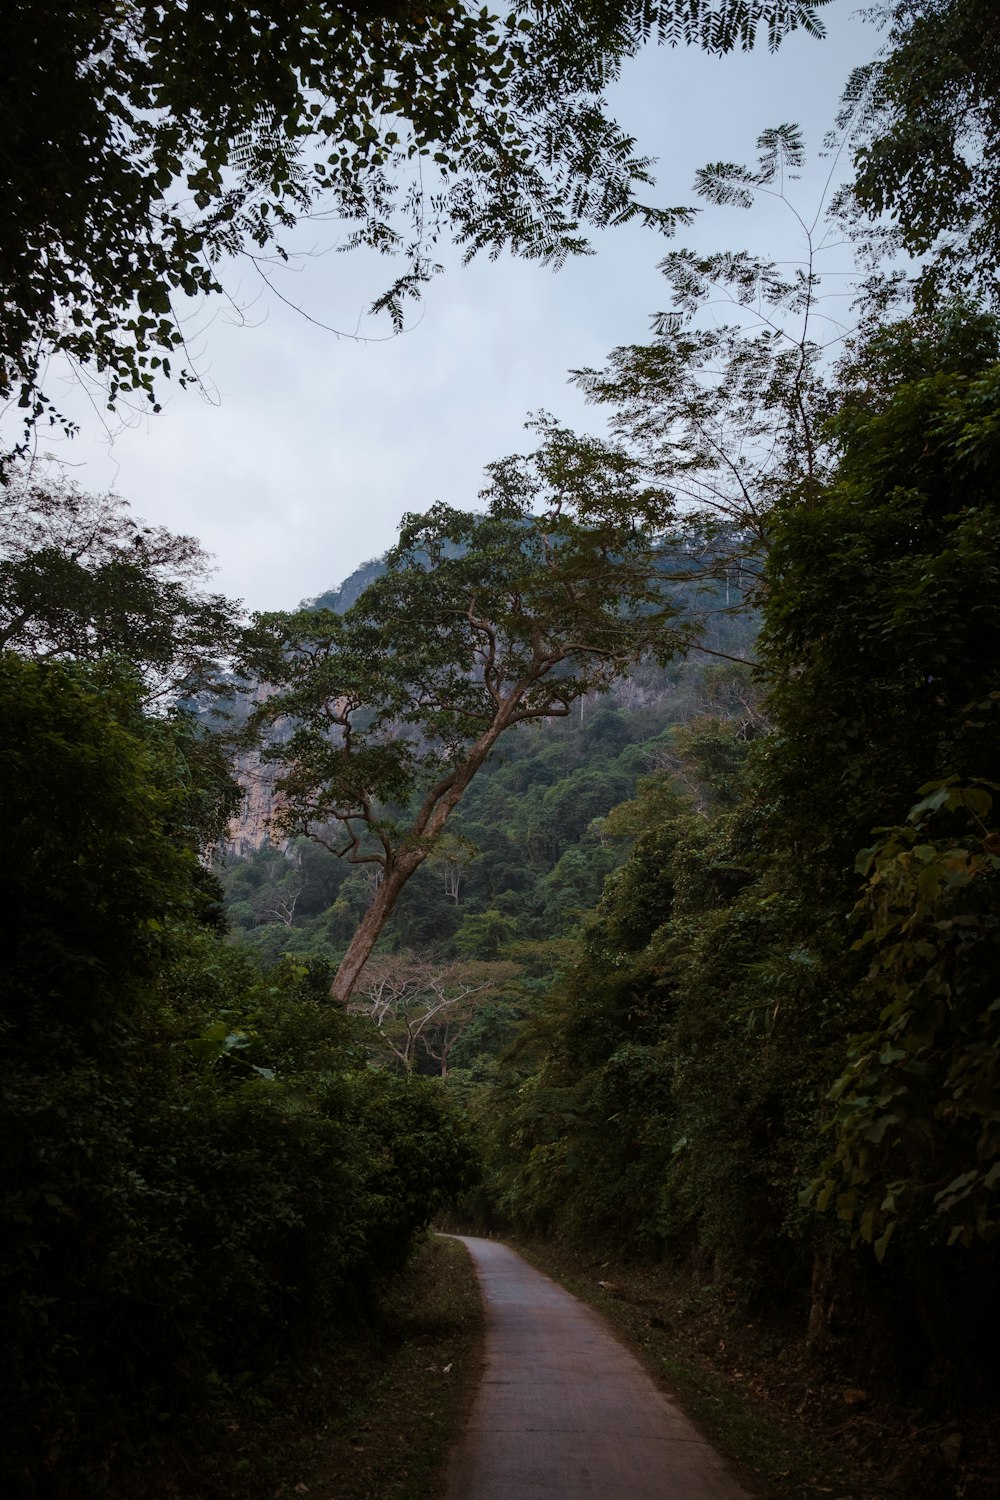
[444,1236,751,1500]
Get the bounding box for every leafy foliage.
[760,326,1000,889]
[843,1,1000,312]
[812,776,1000,1258]
[572,122,842,561]
[0,654,228,1029]
[0,470,244,701]
[0,656,475,1494]
[1,0,829,450]
[245,422,695,997]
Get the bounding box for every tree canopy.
[0,470,243,700]
[844,0,1000,311]
[572,122,835,565]
[245,422,693,998]
[3,1,830,454]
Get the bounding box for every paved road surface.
[444,1236,751,1500]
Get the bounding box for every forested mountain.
[221,533,758,959]
[221,661,759,957]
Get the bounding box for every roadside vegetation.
[507,1238,994,1500]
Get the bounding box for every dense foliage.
[0,654,475,1495]
[845,0,1000,312]
[0,472,243,700]
[459,318,1000,1460]
[243,432,704,998]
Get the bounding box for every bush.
[0,659,476,1495]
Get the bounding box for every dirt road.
[444,1236,751,1500]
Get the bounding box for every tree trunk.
[330,854,423,1002]
[806,1247,834,1353]
[328,701,520,1003]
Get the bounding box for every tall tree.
[842,0,1000,311]
[548,120,842,648]
[0,469,242,701]
[2,1,830,454]
[246,423,692,1000]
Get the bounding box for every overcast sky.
[16,3,879,615]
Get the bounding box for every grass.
[278,1235,482,1500]
[106,1234,483,1500]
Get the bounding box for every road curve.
[444,1235,751,1500]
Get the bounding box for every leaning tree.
[246,423,694,1000]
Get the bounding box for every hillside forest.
[3,3,1000,1498]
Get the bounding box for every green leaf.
[873,1223,895,1263]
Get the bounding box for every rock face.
[226,752,282,856]
[219,675,289,857]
